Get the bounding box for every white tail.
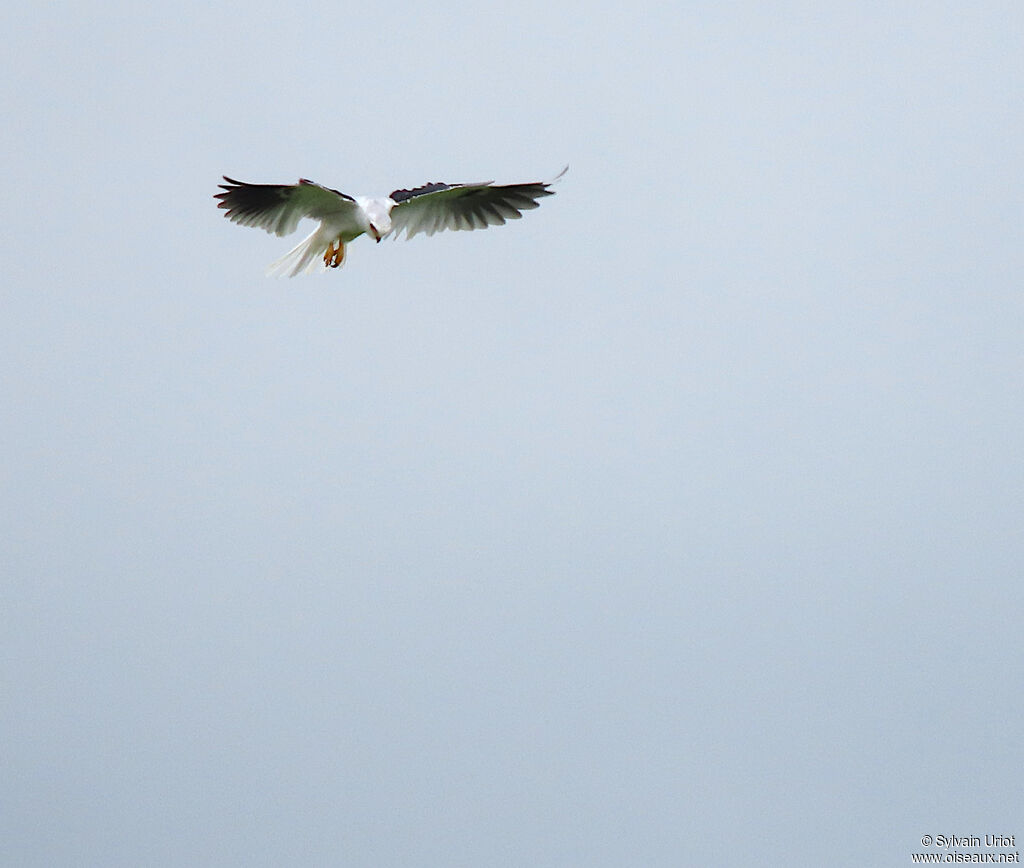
[266,227,337,277]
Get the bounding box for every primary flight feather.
[214,167,567,276]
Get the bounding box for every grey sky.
[3,1,1022,865]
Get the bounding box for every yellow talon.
[323,239,345,268]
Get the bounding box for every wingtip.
[216,175,241,196]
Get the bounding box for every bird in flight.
[215,167,566,276]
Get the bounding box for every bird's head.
[363,199,393,243]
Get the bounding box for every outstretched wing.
[388,166,566,240]
[215,177,360,237]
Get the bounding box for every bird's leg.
[323,239,345,268]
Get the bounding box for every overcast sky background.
[2,2,1022,865]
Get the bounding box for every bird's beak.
[370,228,381,243]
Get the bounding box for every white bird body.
[215,168,566,276]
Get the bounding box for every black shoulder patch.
[298,178,354,201]
[389,182,453,203]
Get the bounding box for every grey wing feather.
[388,167,566,240]
[215,176,358,237]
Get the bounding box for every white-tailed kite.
[215,167,567,276]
